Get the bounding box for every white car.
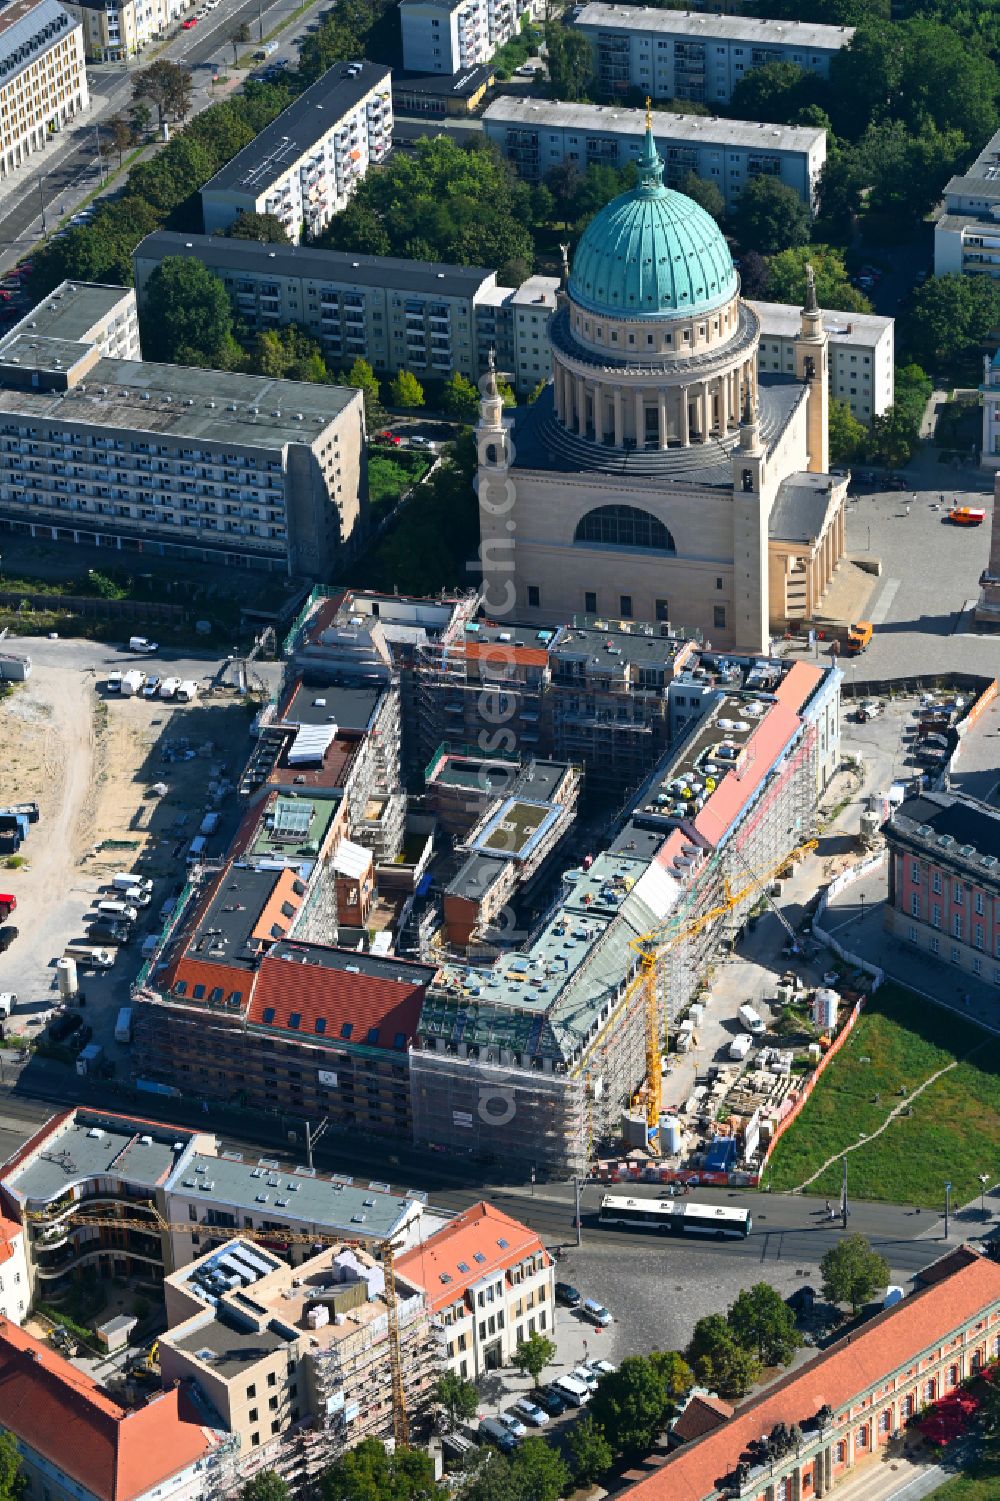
[572,1365,600,1391]
[510,1398,549,1428]
[498,1410,527,1439]
[585,1358,616,1378]
[142,676,161,699]
[857,699,882,721]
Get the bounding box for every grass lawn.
[368,450,430,512]
[929,1453,1000,1499]
[766,983,1000,1208]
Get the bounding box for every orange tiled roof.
[671,1394,734,1445]
[249,944,430,1047]
[251,867,304,946]
[0,1320,215,1501]
[397,1200,549,1312]
[623,1249,1000,1501]
[464,641,549,669]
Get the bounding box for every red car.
[374,430,401,446]
[182,16,197,26]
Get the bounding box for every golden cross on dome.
[645,95,652,130]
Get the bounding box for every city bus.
[598,1194,752,1239]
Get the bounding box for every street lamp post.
[979,1173,990,1219]
[945,1180,952,1239]
[37,171,47,233]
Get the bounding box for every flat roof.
[472,797,561,859]
[432,756,520,793]
[165,1151,419,1239]
[749,299,892,344]
[134,231,495,301]
[769,472,840,545]
[0,282,129,349]
[280,680,381,733]
[246,793,339,862]
[511,759,574,801]
[945,126,1000,191]
[0,357,358,448]
[202,61,391,198]
[890,792,1000,864]
[181,866,293,972]
[394,64,494,97]
[483,97,824,153]
[573,3,854,47]
[3,1112,190,1207]
[446,851,509,901]
[552,621,685,672]
[169,1312,291,1379]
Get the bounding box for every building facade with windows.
[478,122,848,651]
[0,0,88,180]
[482,98,826,213]
[884,790,1000,987]
[935,127,1000,282]
[749,300,894,426]
[399,0,538,76]
[67,0,184,61]
[396,1201,554,1381]
[133,232,558,395]
[200,62,392,243]
[0,282,367,578]
[573,4,852,106]
[618,1247,1000,1501]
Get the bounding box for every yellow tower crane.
[626,837,818,1136]
[52,1208,411,1446]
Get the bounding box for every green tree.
[527,379,548,403]
[250,325,326,382]
[103,114,134,167]
[681,171,725,224]
[140,257,240,367]
[497,377,517,409]
[389,369,425,409]
[129,99,152,140]
[566,1417,613,1486]
[733,175,810,256]
[904,273,1000,373]
[441,371,480,422]
[820,1233,890,1315]
[240,1474,288,1501]
[756,0,887,20]
[0,1433,23,1501]
[687,1314,762,1399]
[514,1332,556,1385]
[867,403,921,468]
[828,397,867,466]
[226,210,290,243]
[434,1371,478,1430]
[730,60,827,125]
[981,1374,1000,1444]
[765,244,871,312]
[545,162,582,229]
[321,1438,443,1501]
[510,1438,569,1501]
[739,249,770,299]
[546,22,593,100]
[589,1355,669,1458]
[648,1349,694,1403]
[230,20,252,64]
[343,357,382,425]
[134,60,192,127]
[727,1283,801,1368]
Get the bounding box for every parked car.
[498,1411,527,1440]
[181,16,197,25]
[580,1297,613,1328]
[510,1398,549,1428]
[856,699,882,722]
[585,1358,617,1378]
[142,675,161,699]
[478,1418,518,1454]
[374,430,401,445]
[0,925,18,952]
[554,1281,581,1307]
[533,1387,568,1417]
[571,1365,600,1391]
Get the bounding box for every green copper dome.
[568,122,738,322]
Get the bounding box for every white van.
[121,886,152,908]
[64,945,115,968]
[106,670,123,693]
[159,677,181,699]
[581,1297,613,1328]
[176,680,198,702]
[0,993,16,1018]
[113,873,152,894]
[97,899,137,923]
[738,1003,766,1037]
[128,636,158,654]
[552,1375,590,1407]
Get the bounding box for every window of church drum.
[575,505,676,552]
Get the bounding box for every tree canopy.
[225,210,291,243]
[733,175,811,256]
[241,1474,288,1501]
[545,22,593,100]
[765,245,871,313]
[140,257,240,367]
[588,1354,671,1458]
[434,1371,478,1429]
[514,1332,556,1385]
[320,1437,443,1501]
[566,1417,613,1486]
[902,273,1000,374]
[730,61,828,124]
[820,1234,890,1314]
[0,1432,24,1501]
[727,1283,801,1367]
[687,1314,762,1399]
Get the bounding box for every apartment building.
[573,4,852,104]
[201,62,392,243]
[0,1107,431,1301]
[0,1320,222,1501]
[400,0,536,76]
[0,1220,27,1323]
[620,1247,1000,1501]
[884,790,1000,988]
[133,232,557,394]
[483,99,826,213]
[397,1201,554,1381]
[443,758,581,949]
[160,1238,440,1485]
[412,659,838,1175]
[748,299,894,426]
[935,126,1000,281]
[68,0,182,62]
[0,281,366,577]
[0,0,88,181]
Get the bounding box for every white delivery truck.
[738,1003,766,1037]
[176,680,198,702]
[106,670,123,693]
[115,1007,133,1044]
[121,670,145,696]
[128,636,158,654]
[97,899,138,923]
[64,944,115,968]
[729,1033,753,1061]
[113,872,152,894]
[159,677,181,699]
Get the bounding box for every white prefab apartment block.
[482,98,826,211]
[0,0,88,180]
[749,300,894,425]
[70,0,190,62]
[133,230,559,395]
[0,282,367,577]
[935,128,1000,281]
[400,0,538,75]
[573,3,853,105]
[201,61,392,244]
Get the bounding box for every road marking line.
[869,578,900,625]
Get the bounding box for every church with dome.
[477,114,849,654]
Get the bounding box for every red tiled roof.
[671,1394,733,1444]
[464,641,549,669]
[623,1249,1000,1501]
[693,702,801,849]
[0,1320,214,1501]
[774,660,824,713]
[248,945,430,1047]
[0,1219,21,1266]
[397,1200,549,1313]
